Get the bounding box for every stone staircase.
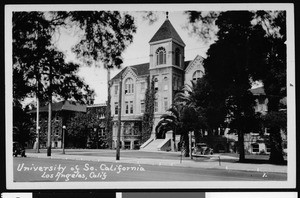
[140,139,166,151]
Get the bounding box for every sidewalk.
[25,150,287,174]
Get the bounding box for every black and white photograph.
[5,4,295,189]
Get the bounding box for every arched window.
[192,70,204,81]
[156,47,166,65]
[125,78,134,94]
[175,48,181,66]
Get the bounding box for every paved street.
[13,149,287,182]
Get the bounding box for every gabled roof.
[149,19,185,45]
[184,60,192,70]
[111,63,150,81]
[184,55,204,72]
[28,101,86,113]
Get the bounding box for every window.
[125,101,129,114]
[130,101,133,114]
[114,85,118,95]
[175,48,181,66]
[163,77,168,91]
[154,78,158,91]
[266,144,271,153]
[164,97,168,111]
[252,144,259,153]
[114,102,118,115]
[141,100,145,113]
[173,76,177,90]
[156,47,166,65]
[140,82,146,93]
[125,78,134,94]
[154,100,158,112]
[192,70,204,81]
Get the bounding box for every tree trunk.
[238,130,245,162]
[269,127,284,164]
[181,133,189,157]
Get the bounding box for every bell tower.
[148,12,186,136]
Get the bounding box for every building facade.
[110,17,287,154]
[110,17,205,150]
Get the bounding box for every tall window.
[125,101,129,114]
[140,82,146,93]
[130,101,133,114]
[140,100,145,113]
[175,48,181,66]
[156,47,166,65]
[163,77,168,91]
[125,78,134,94]
[114,85,118,95]
[154,78,159,91]
[154,93,158,112]
[252,144,259,153]
[164,97,168,111]
[114,102,118,115]
[173,76,177,90]
[154,100,158,112]
[192,70,203,81]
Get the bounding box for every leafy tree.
[13,11,93,104]
[69,11,136,148]
[186,11,263,162]
[250,11,287,164]
[13,101,36,146]
[174,81,207,156]
[186,10,287,163]
[141,77,155,144]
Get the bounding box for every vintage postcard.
[5,3,295,189]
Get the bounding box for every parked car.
[192,143,213,155]
[13,142,26,157]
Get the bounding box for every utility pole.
[62,125,66,154]
[116,74,122,160]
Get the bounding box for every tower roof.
[149,19,185,45]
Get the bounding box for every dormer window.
[156,47,166,65]
[125,78,134,94]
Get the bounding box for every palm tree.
[155,104,184,152]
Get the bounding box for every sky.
[56,11,211,104]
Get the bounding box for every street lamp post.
[62,125,66,154]
[116,75,123,160]
[36,126,40,153]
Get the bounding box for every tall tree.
[13,11,93,104]
[250,11,287,164]
[69,11,136,148]
[141,77,155,144]
[174,81,207,156]
[186,10,287,163]
[13,12,94,155]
